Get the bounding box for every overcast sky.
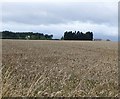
[1,1,118,40]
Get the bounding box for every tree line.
[1,31,53,40]
[1,30,94,41]
[62,31,93,40]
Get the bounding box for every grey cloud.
[3,21,118,41]
[2,2,118,41]
[2,2,117,26]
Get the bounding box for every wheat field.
[2,39,119,97]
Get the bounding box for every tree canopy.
[1,30,94,41]
[63,31,93,40]
[1,31,53,40]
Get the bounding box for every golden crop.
[2,40,118,97]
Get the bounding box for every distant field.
[2,40,118,97]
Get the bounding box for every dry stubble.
[2,40,119,97]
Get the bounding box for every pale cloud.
[1,1,118,41]
[2,2,117,26]
[0,0,119,3]
[3,21,118,40]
